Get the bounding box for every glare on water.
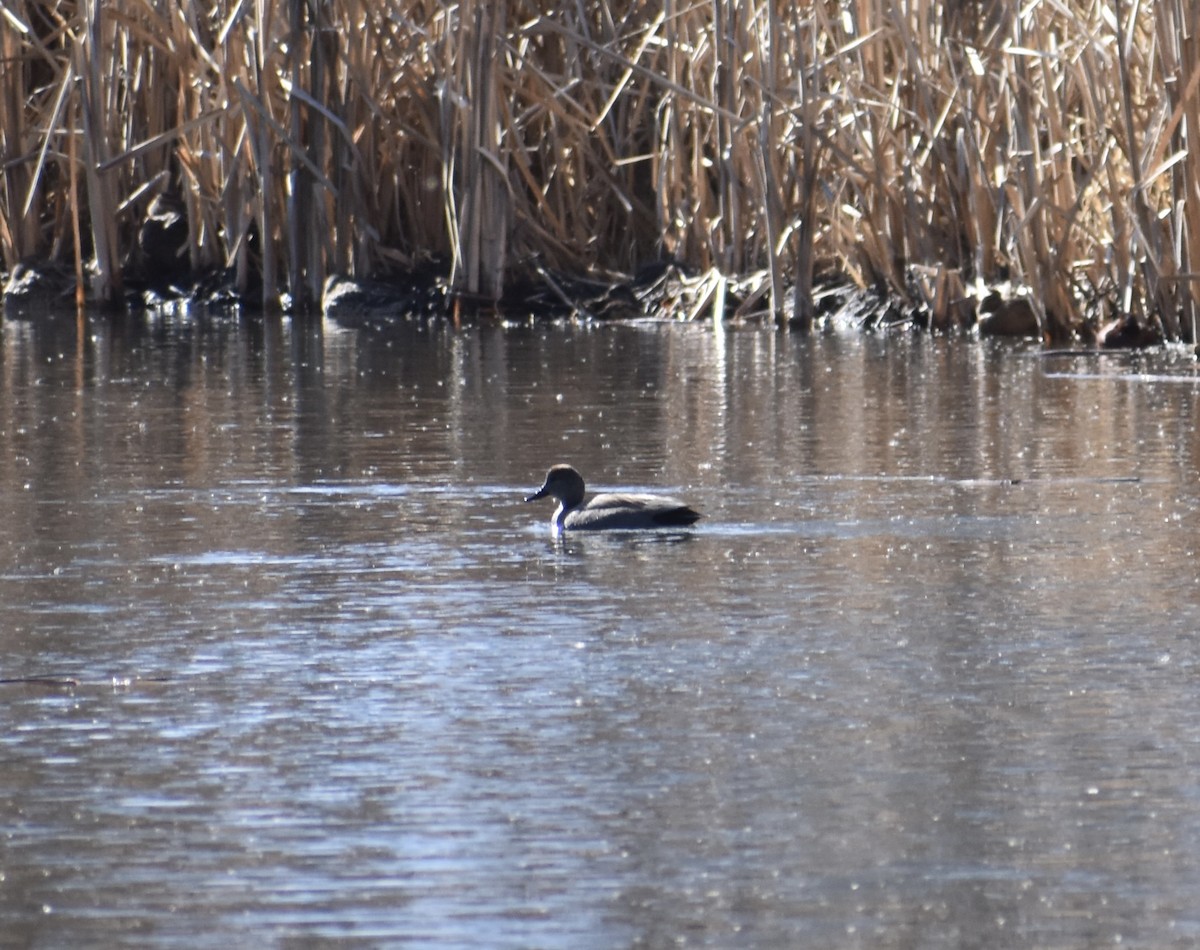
[3,311,1200,947]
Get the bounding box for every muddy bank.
[321,267,1161,348]
[1,256,1159,349]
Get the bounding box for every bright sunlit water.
[4,310,1200,947]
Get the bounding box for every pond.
[3,310,1200,947]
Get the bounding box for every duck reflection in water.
[525,464,701,535]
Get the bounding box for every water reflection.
[3,311,1200,946]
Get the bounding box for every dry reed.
[0,0,1198,340]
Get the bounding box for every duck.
[525,464,701,533]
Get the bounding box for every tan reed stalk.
[0,5,39,269]
[1159,0,1200,341]
[836,0,904,294]
[1144,0,1200,342]
[757,0,785,324]
[1112,0,1169,339]
[76,0,122,304]
[286,0,308,307]
[69,95,83,308]
[443,0,509,301]
[475,1,511,301]
[285,0,338,310]
[790,11,822,330]
[1006,9,1062,339]
[0,0,1195,340]
[712,0,737,275]
[657,0,690,267]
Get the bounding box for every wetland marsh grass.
[1,1,1198,340]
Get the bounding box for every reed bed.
[1,1,1198,339]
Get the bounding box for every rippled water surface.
[4,311,1200,947]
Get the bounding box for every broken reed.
[1,1,1198,338]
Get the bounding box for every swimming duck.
[525,464,701,533]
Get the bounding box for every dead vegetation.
[1,1,1198,341]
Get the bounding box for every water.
[4,310,1200,947]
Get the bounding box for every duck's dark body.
[526,465,701,533]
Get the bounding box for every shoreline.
[2,258,1160,350]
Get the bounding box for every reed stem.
[0,0,1195,338]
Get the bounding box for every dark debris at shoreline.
[0,257,1168,350]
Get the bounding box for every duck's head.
[525,464,586,507]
